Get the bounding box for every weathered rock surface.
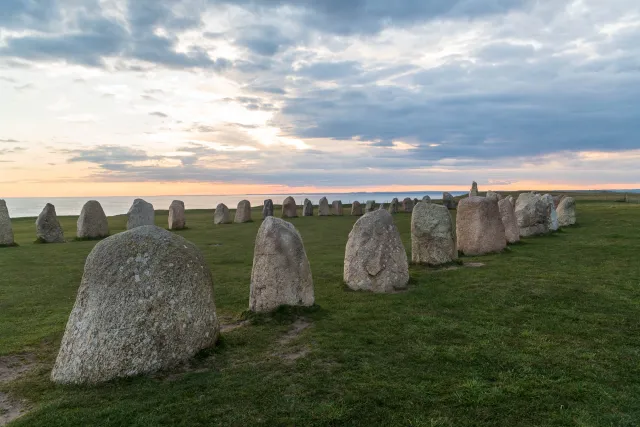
[365,200,376,213]
[506,195,515,206]
[553,195,564,208]
[442,192,456,209]
[413,198,419,207]
[542,194,559,231]
[378,203,385,210]
[411,203,457,265]
[557,197,577,227]
[515,193,550,237]
[127,199,154,230]
[318,197,330,216]
[486,191,502,201]
[282,196,298,218]
[262,199,274,219]
[168,200,186,230]
[498,198,520,244]
[36,203,65,243]
[422,195,431,203]
[214,203,231,224]
[0,199,15,246]
[249,217,314,312]
[77,200,109,239]
[344,210,409,293]
[470,181,479,196]
[351,201,363,216]
[456,196,506,255]
[332,200,343,216]
[50,226,219,384]
[388,198,399,214]
[303,198,314,216]
[402,198,414,213]
[234,200,252,223]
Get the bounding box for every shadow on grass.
[241,304,327,326]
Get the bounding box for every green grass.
[1,200,639,426]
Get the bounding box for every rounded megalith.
[50,226,219,384]
[214,203,231,224]
[332,200,343,216]
[442,192,456,209]
[486,191,502,201]
[77,200,109,239]
[422,195,431,203]
[234,200,252,223]
[282,196,298,218]
[541,194,559,231]
[127,198,154,230]
[402,198,414,213]
[557,197,576,227]
[388,198,399,214]
[365,200,376,213]
[351,201,363,216]
[168,200,186,230]
[344,209,409,293]
[262,199,274,219]
[0,199,15,246]
[318,197,330,216]
[456,196,506,256]
[36,203,65,243]
[515,193,550,237]
[411,202,456,265]
[498,198,520,244]
[249,217,314,312]
[303,198,313,216]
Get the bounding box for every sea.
[3,191,468,218]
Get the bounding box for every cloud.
[150,111,169,118]
[65,145,157,165]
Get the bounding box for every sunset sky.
[1,0,639,197]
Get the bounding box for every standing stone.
[442,192,456,209]
[50,226,219,384]
[234,200,252,223]
[0,200,15,246]
[515,193,550,237]
[506,195,515,206]
[303,198,314,216]
[557,197,577,227]
[249,217,314,312]
[365,200,376,213]
[388,198,399,214]
[498,198,520,244]
[127,199,154,230]
[422,195,431,203]
[332,200,343,216]
[351,201,363,216]
[262,199,274,219]
[213,203,231,224]
[167,200,186,230]
[402,197,414,213]
[486,191,502,201]
[77,200,109,239]
[378,203,385,210]
[411,203,457,265]
[470,181,479,196]
[318,197,330,216]
[553,195,564,208]
[542,194,559,231]
[344,210,409,293]
[36,203,65,243]
[456,196,506,256]
[282,196,298,218]
[413,198,419,207]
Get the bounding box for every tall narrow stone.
[77,200,109,239]
[351,201,363,216]
[456,196,506,255]
[303,198,313,216]
[0,199,15,246]
[318,197,330,216]
[282,196,298,218]
[388,198,399,214]
[365,200,376,213]
[411,203,457,265]
[442,192,456,209]
[36,203,65,243]
[470,181,479,196]
[542,194,559,231]
[262,199,274,219]
[498,198,520,244]
[557,197,576,227]
[127,199,154,230]
[214,203,231,224]
[234,200,252,223]
[168,200,186,230]
[402,197,414,213]
[332,200,343,216]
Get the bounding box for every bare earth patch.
[220,320,250,333]
[273,319,312,363]
[277,319,311,346]
[438,262,486,271]
[0,392,26,427]
[0,353,36,426]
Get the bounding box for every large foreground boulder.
[402,198,414,213]
[51,226,219,384]
[411,203,457,265]
[36,203,65,243]
[249,217,314,312]
[282,196,298,218]
[318,197,330,216]
[332,200,343,216]
[515,193,550,237]
[542,194,559,231]
[456,196,506,255]
[498,198,520,244]
[214,203,231,224]
[388,198,399,214]
[127,199,154,230]
[0,199,15,246]
[77,200,109,239]
[344,210,409,293]
[234,200,252,223]
[365,200,376,213]
[168,200,186,230]
[442,192,456,209]
[351,201,363,216]
[303,198,313,216]
[557,197,576,227]
[470,181,479,196]
[262,199,274,219]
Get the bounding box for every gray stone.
[0,199,15,246]
[557,197,576,227]
[77,200,109,239]
[249,217,314,312]
[402,197,414,213]
[413,198,419,207]
[303,198,313,216]
[36,203,65,243]
[486,191,502,201]
[506,195,515,206]
[411,202,457,265]
[262,199,274,219]
[388,198,399,214]
[351,201,363,216]
[442,192,456,209]
[365,200,376,213]
[378,203,385,210]
[498,198,520,244]
[282,196,298,218]
[234,200,252,223]
[344,210,409,293]
[332,200,343,216]
[515,193,550,237]
[214,203,231,224]
[318,197,330,216]
[127,199,154,230]
[553,195,564,208]
[456,196,506,255]
[422,195,431,203]
[51,226,219,384]
[168,200,186,230]
[542,194,559,231]
[470,181,479,196]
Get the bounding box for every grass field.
[1,198,639,426]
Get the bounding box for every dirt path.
[0,354,36,426]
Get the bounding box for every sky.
[1,0,639,197]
